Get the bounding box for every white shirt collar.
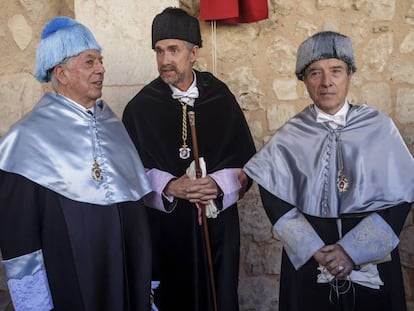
[57,93,96,114]
[315,101,350,128]
[169,71,199,106]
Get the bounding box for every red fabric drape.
[199,0,268,24]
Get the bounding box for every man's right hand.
[164,174,219,205]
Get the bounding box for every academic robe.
[244,104,414,311]
[122,70,256,311]
[260,189,410,311]
[0,93,152,311]
[0,171,151,311]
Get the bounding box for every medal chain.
[88,110,103,181]
[335,134,349,192]
[178,99,191,159]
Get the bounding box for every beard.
[159,65,185,87]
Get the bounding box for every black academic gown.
[259,187,410,311]
[0,170,152,311]
[123,70,256,311]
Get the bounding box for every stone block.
[225,67,263,111]
[400,225,414,269]
[267,103,296,132]
[396,88,414,124]
[239,185,273,243]
[390,59,414,84]
[239,276,279,311]
[361,33,393,73]
[7,15,32,51]
[265,36,296,75]
[272,78,298,100]
[75,0,173,86]
[361,82,391,115]
[101,85,145,119]
[0,73,42,135]
[400,29,414,54]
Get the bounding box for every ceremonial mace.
[188,111,218,311]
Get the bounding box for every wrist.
[163,178,177,197]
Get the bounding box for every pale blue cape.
[0,92,151,205]
[244,104,414,218]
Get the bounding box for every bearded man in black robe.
[122,7,256,311]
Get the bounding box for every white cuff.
[209,168,242,210]
[144,168,176,211]
[3,250,53,311]
[337,213,399,265]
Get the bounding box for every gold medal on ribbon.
[336,170,349,192]
[179,145,191,159]
[92,158,103,181]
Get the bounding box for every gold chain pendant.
[179,99,191,159]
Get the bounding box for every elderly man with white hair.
[0,16,152,311]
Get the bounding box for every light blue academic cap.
[35,16,102,82]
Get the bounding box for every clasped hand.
[313,244,355,280]
[165,174,220,205]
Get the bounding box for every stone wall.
[0,0,413,310]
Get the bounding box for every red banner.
[200,0,268,24]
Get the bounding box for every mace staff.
[188,111,218,311]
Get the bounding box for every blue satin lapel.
[244,104,414,217]
[0,93,151,205]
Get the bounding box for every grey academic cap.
[295,31,357,80]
